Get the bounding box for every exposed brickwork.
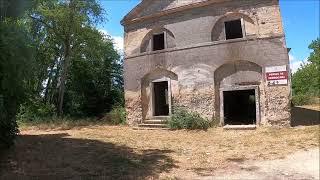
[173,88,215,119]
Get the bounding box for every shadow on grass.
[0,133,177,179]
[291,107,320,126]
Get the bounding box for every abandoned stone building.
[121,0,291,128]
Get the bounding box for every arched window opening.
[140,28,176,53]
[225,19,243,40]
[212,13,256,42]
[152,33,165,51]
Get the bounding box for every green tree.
[292,38,320,104]
[0,0,35,147]
[30,0,105,116]
[308,38,320,68]
[19,0,123,119]
[64,28,123,116]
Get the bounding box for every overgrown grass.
[18,117,109,130]
[292,94,312,106]
[292,95,319,106]
[108,106,127,125]
[18,106,127,130]
[168,108,212,130]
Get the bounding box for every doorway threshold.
[223,124,256,130]
[150,116,170,120]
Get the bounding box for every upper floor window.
[140,28,175,53]
[225,19,243,40]
[152,33,165,51]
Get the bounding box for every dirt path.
[202,148,319,180]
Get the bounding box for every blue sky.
[98,0,319,72]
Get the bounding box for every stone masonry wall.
[172,88,215,120]
[123,0,291,126]
[264,86,291,126]
[124,0,283,57]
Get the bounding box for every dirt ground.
[205,148,319,180]
[0,125,318,179]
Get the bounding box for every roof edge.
[121,0,152,26]
[121,0,232,26]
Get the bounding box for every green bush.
[210,117,221,127]
[17,100,56,122]
[292,94,312,106]
[109,106,126,125]
[168,108,211,130]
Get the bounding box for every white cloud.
[98,29,124,53]
[289,54,308,73]
[291,61,305,73]
[289,54,295,61]
[112,36,124,53]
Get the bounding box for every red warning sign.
[265,65,288,86]
[266,71,288,81]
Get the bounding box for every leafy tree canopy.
[0,19,35,147]
[292,38,320,100]
[1,0,124,148]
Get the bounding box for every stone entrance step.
[133,123,169,130]
[149,116,170,120]
[143,119,168,124]
[223,125,257,130]
[133,127,170,130]
[133,116,169,130]
[138,123,168,128]
[134,116,170,130]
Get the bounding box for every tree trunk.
[50,58,61,105]
[44,58,57,103]
[57,0,74,116]
[57,41,70,116]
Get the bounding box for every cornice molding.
[124,34,285,59]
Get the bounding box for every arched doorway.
[214,61,262,126]
[141,68,178,120]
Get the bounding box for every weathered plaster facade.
[122,0,291,126]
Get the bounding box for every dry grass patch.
[1,125,319,179]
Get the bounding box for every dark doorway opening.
[223,89,256,125]
[152,33,165,51]
[153,81,169,116]
[225,19,243,40]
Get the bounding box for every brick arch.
[211,12,257,41]
[141,68,178,85]
[214,60,262,85]
[140,27,176,53]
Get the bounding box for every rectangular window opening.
[225,19,243,40]
[152,33,165,51]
